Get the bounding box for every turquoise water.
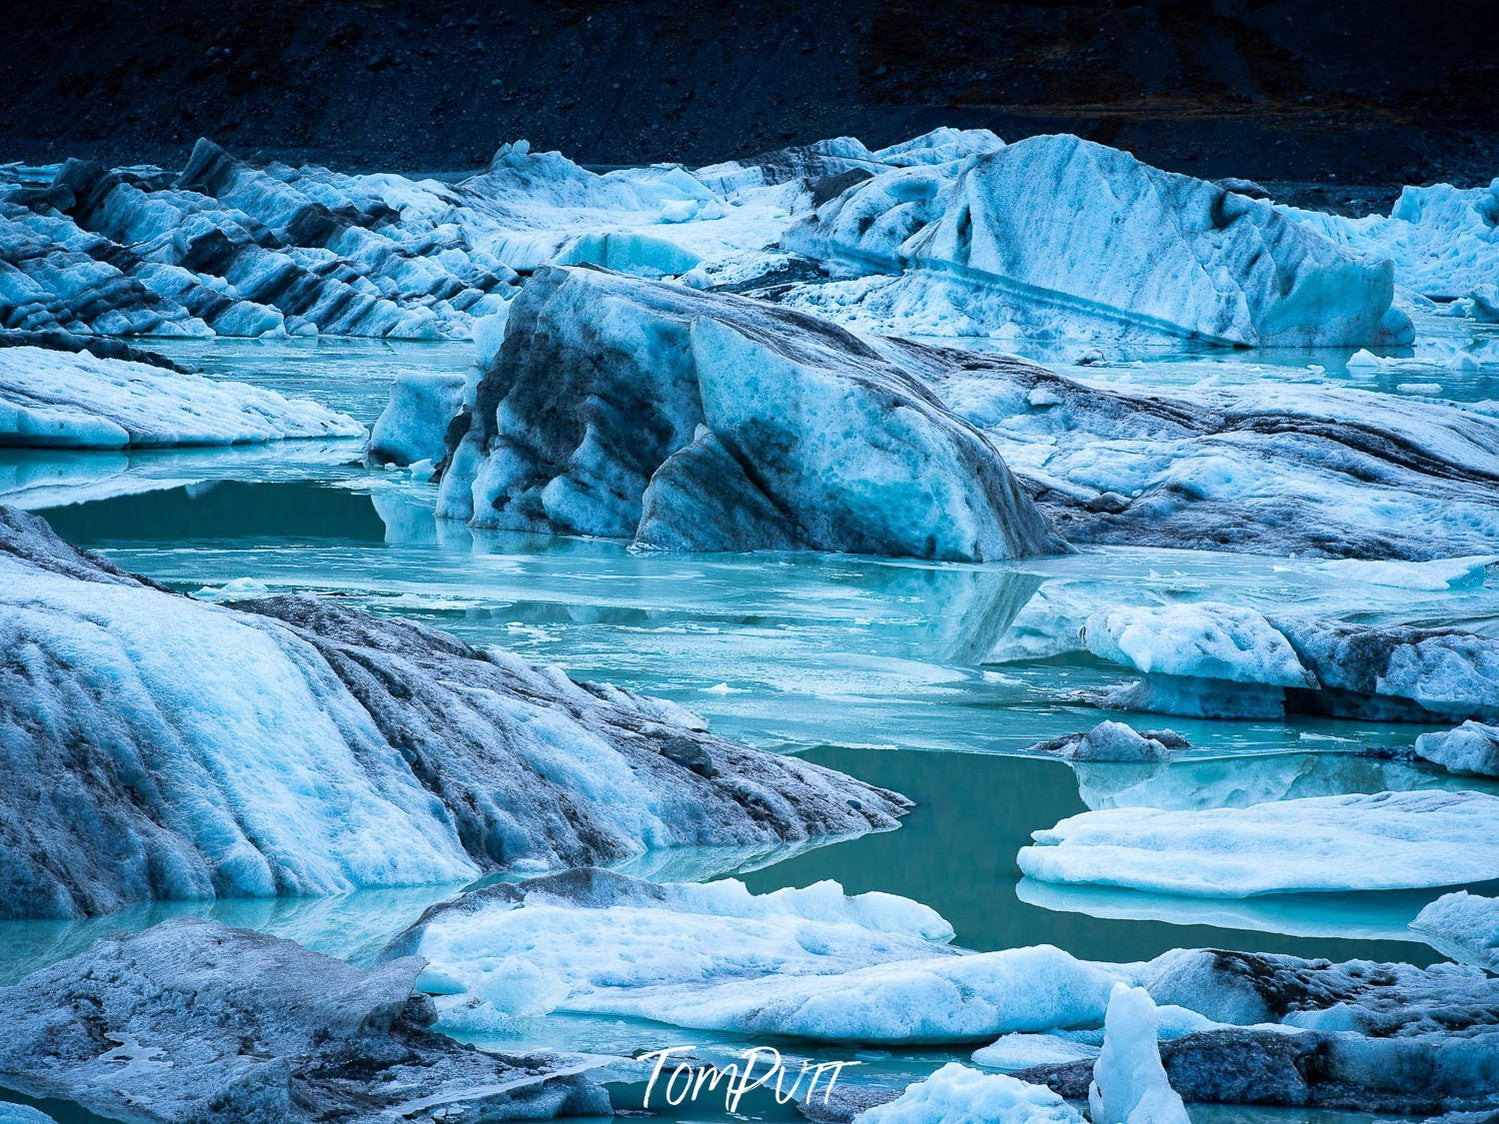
[5,336,1498,1122]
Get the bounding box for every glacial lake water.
[4,333,1497,1123]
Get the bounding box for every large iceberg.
[1019,790,1499,897]
[431,265,1065,561]
[0,918,609,1122]
[0,340,362,447]
[0,506,907,919]
[782,133,1411,346]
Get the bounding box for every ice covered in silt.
[0,918,610,1122]
[431,265,1066,561]
[0,506,908,920]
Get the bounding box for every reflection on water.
[146,335,473,424]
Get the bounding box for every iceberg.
[366,370,468,466]
[1087,985,1190,1124]
[1274,615,1499,722]
[783,133,1411,346]
[383,868,1118,1043]
[1027,721,1186,763]
[0,341,363,447]
[1414,721,1499,777]
[852,1063,1083,1123]
[0,918,609,1122]
[1282,179,1499,298]
[1018,790,1499,897]
[1064,602,1499,721]
[1411,892,1499,974]
[433,265,1065,561]
[944,365,1499,562]
[0,506,907,919]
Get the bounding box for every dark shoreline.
[4,0,1495,194]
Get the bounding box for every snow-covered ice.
[1019,790,1499,897]
[0,343,362,447]
[1411,892,1499,974]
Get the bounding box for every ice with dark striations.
[0,505,907,920]
[0,918,610,1123]
[371,272,1499,562]
[781,133,1413,347]
[0,140,516,339]
[433,265,1066,561]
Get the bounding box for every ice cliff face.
[0,918,609,1122]
[782,133,1413,346]
[0,339,362,447]
[433,265,1066,561]
[0,506,907,920]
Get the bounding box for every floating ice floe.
[1282,179,1499,299]
[0,506,906,919]
[781,133,1411,346]
[1311,554,1497,591]
[429,265,1064,561]
[0,918,610,1123]
[851,1063,1083,1123]
[0,340,363,447]
[1411,892,1499,973]
[1018,790,1499,896]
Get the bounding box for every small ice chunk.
[1088,984,1190,1124]
[1411,891,1499,973]
[854,1063,1084,1123]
